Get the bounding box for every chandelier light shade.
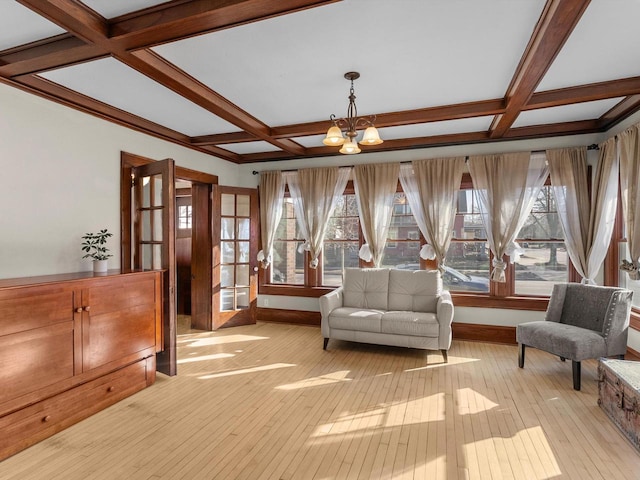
[323,72,383,154]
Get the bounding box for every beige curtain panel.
[286,167,350,269]
[619,123,640,280]
[547,144,618,284]
[353,163,400,267]
[399,157,465,270]
[257,170,286,268]
[469,152,549,282]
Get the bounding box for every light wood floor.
[1,321,639,480]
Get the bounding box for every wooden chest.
[598,358,640,452]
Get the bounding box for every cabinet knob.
[42,415,51,423]
[75,307,83,313]
[107,386,115,392]
[83,306,91,312]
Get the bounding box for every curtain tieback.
[358,244,373,262]
[419,244,436,260]
[256,249,271,268]
[297,241,310,254]
[491,258,507,283]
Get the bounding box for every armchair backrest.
[546,283,633,340]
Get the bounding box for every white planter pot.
[93,259,108,273]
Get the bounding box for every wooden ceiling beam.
[125,50,305,156]
[527,76,640,110]
[110,0,340,50]
[11,74,240,163]
[489,0,591,138]
[598,95,640,130]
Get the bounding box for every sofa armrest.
[320,286,344,337]
[437,290,454,350]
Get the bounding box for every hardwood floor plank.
[1,322,639,480]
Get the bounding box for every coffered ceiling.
[1,0,639,164]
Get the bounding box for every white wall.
[0,82,240,279]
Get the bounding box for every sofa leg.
[323,338,329,350]
[572,361,581,391]
[518,343,525,368]
[440,349,448,363]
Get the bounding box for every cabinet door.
[82,275,158,372]
[0,285,75,411]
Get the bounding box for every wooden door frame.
[120,152,218,364]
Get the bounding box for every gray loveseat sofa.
[320,268,454,361]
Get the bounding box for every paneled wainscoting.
[1,321,638,479]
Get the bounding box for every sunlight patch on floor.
[275,370,352,390]
[185,334,269,347]
[177,353,235,364]
[404,356,479,373]
[196,363,296,380]
[456,387,499,415]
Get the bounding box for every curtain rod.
[251,144,601,175]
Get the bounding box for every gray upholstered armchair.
[516,283,632,390]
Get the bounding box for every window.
[322,193,360,286]
[515,185,567,296]
[446,188,490,292]
[271,197,304,285]
[178,205,192,229]
[381,193,421,270]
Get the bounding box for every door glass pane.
[221,218,235,240]
[221,265,234,287]
[221,194,235,216]
[152,175,163,207]
[141,211,151,241]
[237,241,249,263]
[142,176,151,208]
[237,195,250,217]
[237,218,250,240]
[236,288,249,309]
[236,265,249,286]
[153,209,163,241]
[220,289,234,311]
[153,244,162,270]
[142,244,152,270]
[222,242,235,263]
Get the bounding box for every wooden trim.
[598,94,640,130]
[630,310,640,331]
[451,293,549,311]
[259,284,333,298]
[452,323,516,345]
[626,346,640,361]
[257,307,320,326]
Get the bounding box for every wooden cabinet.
[0,270,161,461]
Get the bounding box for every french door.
[130,158,177,376]
[213,186,258,329]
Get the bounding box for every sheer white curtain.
[285,167,350,268]
[468,152,549,282]
[547,142,618,284]
[399,157,465,270]
[257,170,286,268]
[619,123,640,280]
[353,163,400,267]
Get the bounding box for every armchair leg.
[323,338,329,350]
[518,343,525,368]
[572,361,581,391]
[559,356,566,362]
[441,349,448,363]
[618,354,625,360]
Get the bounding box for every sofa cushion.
[388,269,442,313]
[343,268,390,311]
[517,321,607,361]
[381,311,439,337]
[328,307,383,333]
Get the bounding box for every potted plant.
[81,229,113,273]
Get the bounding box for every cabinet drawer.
[0,359,150,461]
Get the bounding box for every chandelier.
[322,72,383,154]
